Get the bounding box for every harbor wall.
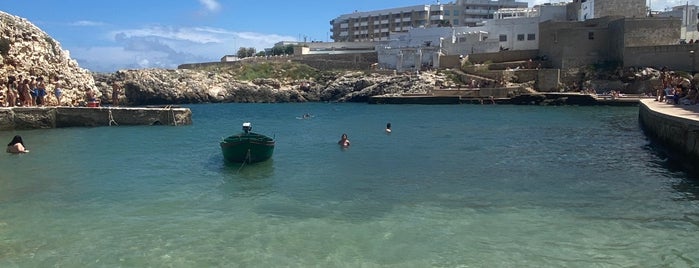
[0,107,192,130]
[638,100,699,174]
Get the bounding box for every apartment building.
[330,0,527,42]
[656,4,699,41]
[567,0,647,21]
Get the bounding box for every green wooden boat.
[220,123,275,163]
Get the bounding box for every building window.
[453,10,459,16]
[499,34,507,42]
[517,34,525,41]
[527,34,535,40]
[453,19,459,25]
[444,10,450,16]
[588,32,594,40]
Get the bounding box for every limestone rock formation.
[93,68,444,105]
[0,11,97,106]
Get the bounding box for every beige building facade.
[330,0,527,42]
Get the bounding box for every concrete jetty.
[638,99,699,174]
[0,106,192,130]
[369,92,649,105]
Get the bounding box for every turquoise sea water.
[1,103,698,267]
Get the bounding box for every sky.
[0,0,695,72]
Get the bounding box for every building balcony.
[430,15,444,20]
[462,9,491,15]
[340,23,349,28]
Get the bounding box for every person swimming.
[6,135,28,153]
[385,122,392,133]
[338,133,350,147]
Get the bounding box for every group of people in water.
[337,122,391,148]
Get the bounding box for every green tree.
[236,47,248,58]
[246,47,256,57]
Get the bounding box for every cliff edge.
[0,11,97,105]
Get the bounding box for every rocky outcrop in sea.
[93,69,446,105]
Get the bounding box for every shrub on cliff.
[0,38,10,56]
[233,62,320,81]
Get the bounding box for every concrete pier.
[0,106,192,130]
[638,99,699,174]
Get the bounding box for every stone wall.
[536,69,561,92]
[0,107,191,130]
[595,0,647,19]
[638,100,699,175]
[624,44,697,72]
[179,53,378,71]
[439,55,462,69]
[467,50,539,64]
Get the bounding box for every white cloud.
[70,20,105,27]
[199,0,221,13]
[71,26,296,72]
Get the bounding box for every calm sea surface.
[1,103,698,267]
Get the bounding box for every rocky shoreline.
[0,10,682,108]
[91,68,448,106]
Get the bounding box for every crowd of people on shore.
[0,75,62,107]
[655,68,699,105]
[0,74,123,107]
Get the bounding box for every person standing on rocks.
[0,79,6,107]
[20,79,31,106]
[53,78,62,106]
[6,76,17,107]
[35,76,47,106]
[85,88,95,105]
[111,81,121,106]
[29,77,37,106]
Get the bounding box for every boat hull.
[220,133,275,163]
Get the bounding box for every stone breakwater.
[0,107,191,130]
[638,99,699,175]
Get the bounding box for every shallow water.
[1,103,698,267]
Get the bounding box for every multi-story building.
[377,4,566,71]
[656,4,699,42]
[566,0,647,21]
[449,0,528,26]
[330,0,527,42]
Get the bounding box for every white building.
[377,4,565,71]
[656,4,699,42]
[330,0,527,42]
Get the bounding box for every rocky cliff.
[0,11,97,105]
[93,68,447,105]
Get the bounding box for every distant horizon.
[0,0,693,73]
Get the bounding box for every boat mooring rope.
[237,149,252,173]
[165,105,177,126]
[108,109,118,126]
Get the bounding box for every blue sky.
[0,0,692,72]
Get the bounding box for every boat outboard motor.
[242,122,252,133]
